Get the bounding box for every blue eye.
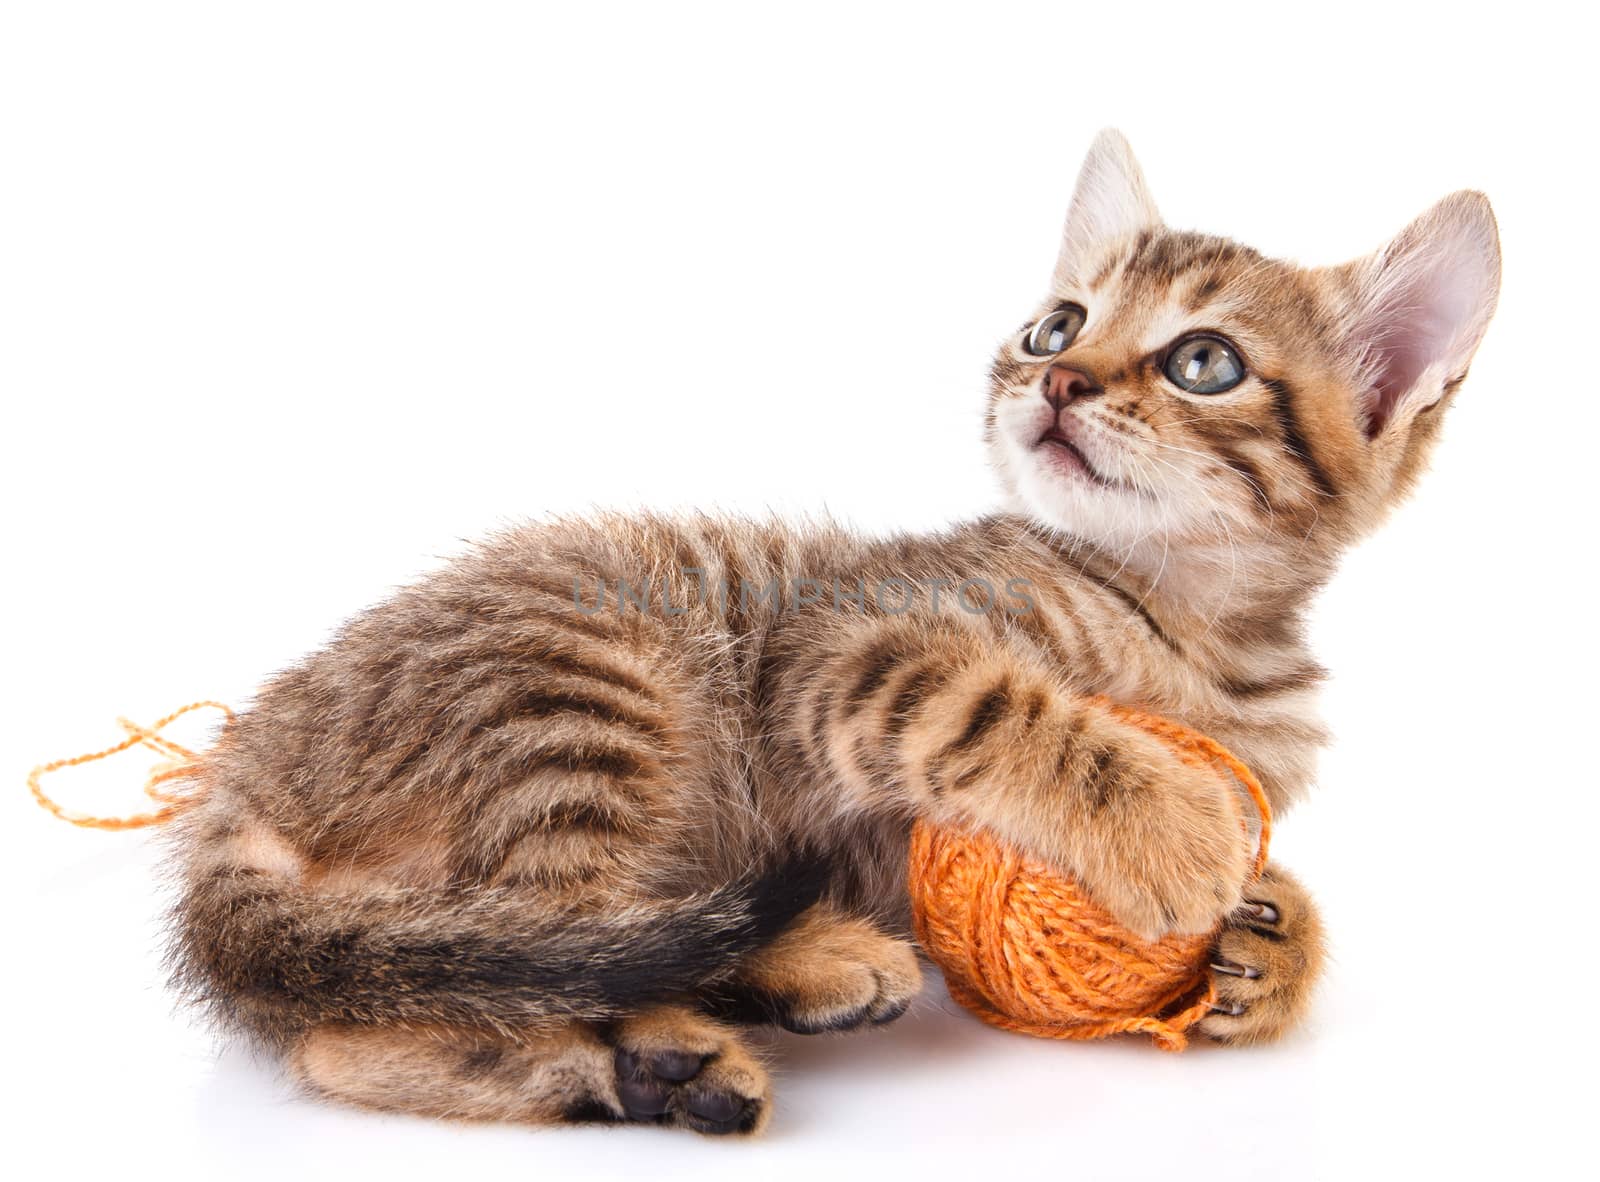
[1163,335,1246,394]
[1024,305,1086,356]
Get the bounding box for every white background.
[4,3,1595,1179]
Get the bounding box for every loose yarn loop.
[27,700,231,830]
[908,700,1272,1052]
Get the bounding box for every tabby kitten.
[170,130,1500,1135]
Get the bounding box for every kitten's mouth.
[1035,426,1109,486]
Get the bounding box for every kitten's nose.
[1044,365,1103,408]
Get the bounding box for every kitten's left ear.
[1339,191,1501,438]
[1053,129,1162,286]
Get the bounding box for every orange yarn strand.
[909,701,1272,1052]
[27,700,232,831]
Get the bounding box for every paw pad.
[598,1015,770,1136]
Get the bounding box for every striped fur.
[169,130,1500,1132]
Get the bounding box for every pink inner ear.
[1356,204,1497,438]
[1363,284,1461,436]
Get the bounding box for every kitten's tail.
[169,849,832,1042]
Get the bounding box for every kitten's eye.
[1024,305,1086,356]
[1163,335,1246,394]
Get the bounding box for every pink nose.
[1045,365,1103,407]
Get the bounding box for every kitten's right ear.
[1053,129,1162,286]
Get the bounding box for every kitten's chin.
[991,399,1167,547]
[995,428,1184,552]
[1013,463,1127,540]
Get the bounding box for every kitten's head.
[986,130,1500,601]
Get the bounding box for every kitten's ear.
[1339,191,1501,438]
[1053,129,1162,285]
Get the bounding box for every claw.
[1211,959,1261,979]
[1241,901,1280,925]
[1210,1000,1247,1016]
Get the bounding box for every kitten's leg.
[706,902,924,1033]
[288,1005,772,1135]
[288,1019,615,1125]
[1198,863,1326,1045]
[778,617,1256,940]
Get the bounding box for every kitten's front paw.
[1067,743,1254,941]
[1198,863,1326,1045]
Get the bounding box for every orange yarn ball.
[907,704,1271,1052]
[909,821,1221,1050]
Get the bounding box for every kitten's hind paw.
[583,1007,771,1136]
